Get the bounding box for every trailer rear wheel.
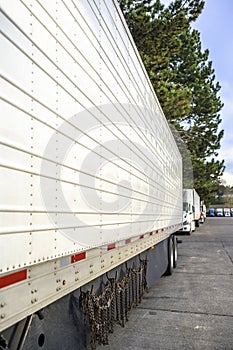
[164,237,174,276]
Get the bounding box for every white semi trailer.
[0,1,183,348]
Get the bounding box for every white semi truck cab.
[223,208,230,217]
[182,189,201,234]
[216,208,224,216]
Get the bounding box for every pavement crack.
[138,307,233,318]
[143,296,189,300]
[174,271,233,276]
[221,241,233,264]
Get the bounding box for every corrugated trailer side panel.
[0,0,182,275]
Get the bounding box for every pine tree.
[118,0,225,205]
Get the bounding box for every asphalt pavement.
[97,217,233,350]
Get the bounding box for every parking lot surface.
[97,217,233,350]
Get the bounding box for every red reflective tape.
[156,230,159,234]
[71,252,86,263]
[125,238,131,244]
[0,269,27,289]
[107,243,115,251]
[150,232,153,236]
[140,235,144,239]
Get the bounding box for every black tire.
[173,236,178,268]
[164,237,174,276]
[195,220,199,228]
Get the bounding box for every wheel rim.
[174,240,178,264]
[170,240,174,269]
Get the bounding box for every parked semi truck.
[216,208,224,217]
[0,1,183,349]
[200,200,206,222]
[223,208,231,217]
[209,208,215,217]
[182,189,201,234]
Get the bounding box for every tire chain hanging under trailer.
[79,258,148,349]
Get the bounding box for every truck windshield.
[183,202,189,212]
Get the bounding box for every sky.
[162,0,233,186]
[193,0,233,187]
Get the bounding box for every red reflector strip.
[140,235,144,239]
[0,269,27,289]
[156,230,159,234]
[107,243,115,251]
[125,238,131,244]
[150,232,153,236]
[71,252,86,263]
